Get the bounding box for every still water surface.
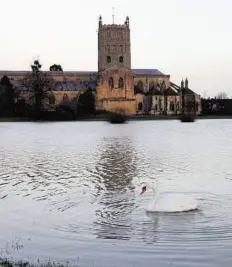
[0,120,232,266]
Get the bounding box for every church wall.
[97,85,134,100]
[17,90,82,106]
[98,99,136,115]
[135,94,144,114]
[151,95,164,115]
[7,74,25,80]
[52,91,81,104]
[53,74,96,82]
[96,67,135,101]
[165,95,181,115]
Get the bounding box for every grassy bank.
[0,258,70,267]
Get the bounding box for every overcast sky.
[0,0,231,97]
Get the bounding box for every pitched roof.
[182,87,195,95]
[170,82,198,95]
[132,69,165,76]
[0,69,166,77]
[0,70,98,76]
[164,87,178,96]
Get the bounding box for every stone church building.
[0,16,201,116]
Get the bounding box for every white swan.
[140,182,199,213]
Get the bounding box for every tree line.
[201,97,232,115]
[0,60,96,120]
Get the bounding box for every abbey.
[0,16,201,115]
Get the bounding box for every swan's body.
[141,182,199,213]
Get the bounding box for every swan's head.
[140,182,157,195]
[140,185,147,195]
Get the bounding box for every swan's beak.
[140,186,146,195]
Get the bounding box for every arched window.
[119,56,124,63]
[108,77,114,89]
[159,98,162,110]
[161,80,166,90]
[149,81,155,90]
[107,56,111,63]
[63,93,69,102]
[118,77,124,89]
[170,101,175,111]
[138,102,143,111]
[137,80,144,91]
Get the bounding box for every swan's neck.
[147,182,160,204]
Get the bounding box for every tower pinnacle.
[112,7,115,24]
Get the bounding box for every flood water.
[0,119,232,267]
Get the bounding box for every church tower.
[98,16,131,71]
[96,15,136,115]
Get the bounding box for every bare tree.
[216,92,228,99]
[23,60,54,118]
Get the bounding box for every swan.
[140,182,199,213]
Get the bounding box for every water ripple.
[1,121,232,267]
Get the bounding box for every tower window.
[119,56,124,63]
[107,56,111,63]
[108,77,114,89]
[118,77,124,89]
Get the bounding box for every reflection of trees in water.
[93,137,138,240]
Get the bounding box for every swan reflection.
[139,214,160,244]
[139,210,199,245]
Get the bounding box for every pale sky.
[0,0,231,97]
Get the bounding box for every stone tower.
[98,16,131,71]
[96,15,136,115]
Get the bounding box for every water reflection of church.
[0,15,201,116]
[93,137,138,240]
